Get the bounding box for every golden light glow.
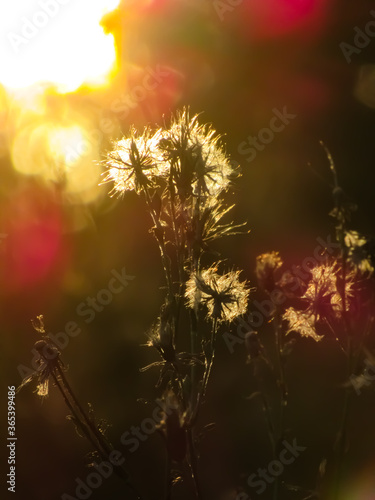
[0,0,120,93]
[49,126,87,166]
[11,120,102,204]
[48,125,102,203]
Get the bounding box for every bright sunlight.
[0,0,120,93]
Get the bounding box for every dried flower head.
[102,126,167,195]
[304,262,353,319]
[345,230,374,276]
[255,251,283,293]
[17,316,62,397]
[185,265,249,323]
[283,262,354,341]
[283,308,323,342]
[17,339,61,397]
[159,108,235,198]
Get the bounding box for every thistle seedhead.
[102,126,168,196]
[283,308,324,342]
[185,265,249,323]
[345,230,374,276]
[159,108,236,199]
[17,316,62,398]
[102,108,238,202]
[18,339,61,398]
[303,262,353,320]
[282,261,355,341]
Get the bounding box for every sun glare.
[49,126,87,166]
[11,120,101,203]
[0,0,120,93]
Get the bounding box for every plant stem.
[189,309,200,412]
[54,366,143,499]
[333,387,350,500]
[187,427,203,499]
[165,453,172,500]
[52,372,106,460]
[143,188,174,298]
[325,149,352,500]
[202,318,218,396]
[333,333,352,500]
[273,310,288,500]
[250,372,277,499]
[56,365,112,456]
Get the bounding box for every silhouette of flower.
[283,262,354,341]
[17,316,62,398]
[17,339,61,397]
[283,308,323,342]
[185,266,249,323]
[159,108,236,198]
[103,126,167,195]
[305,262,353,318]
[345,230,374,276]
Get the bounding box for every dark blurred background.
[1,0,375,498]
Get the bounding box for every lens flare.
[11,119,102,204]
[49,125,87,166]
[1,186,65,293]
[0,0,120,93]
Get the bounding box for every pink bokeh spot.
[135,0,170,14]
[241,0,327,40]
[3,187,64,293]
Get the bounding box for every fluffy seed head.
[102,127,168,195]
[185,265,249,323]
[159,108,235,198]
[283,261,354,341]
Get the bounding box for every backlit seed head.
[34,340,60,361]
[102,127,168,195]
[283,307,324,342]
[159,108,236,198]
[283,261,355,341]
[185,265,249,323]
